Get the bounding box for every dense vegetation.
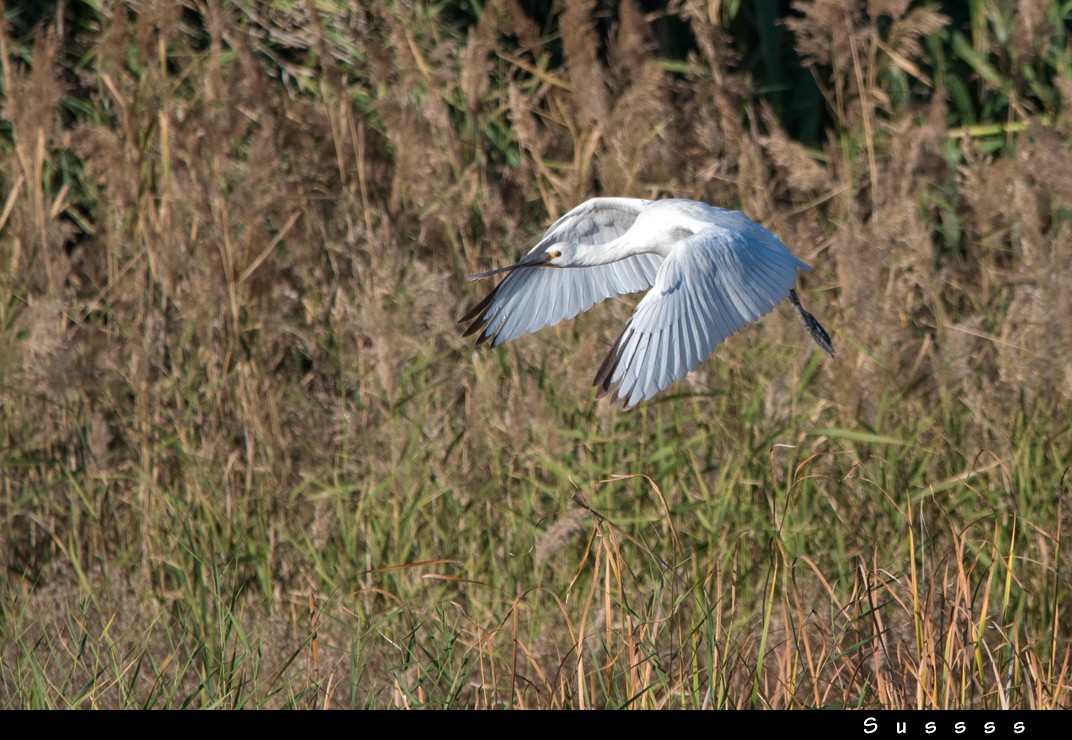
[1,0,1070,708]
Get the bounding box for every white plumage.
[461,197,834,408]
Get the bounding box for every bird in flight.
[460,198,834,408]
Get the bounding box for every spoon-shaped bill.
[467,252,552,282]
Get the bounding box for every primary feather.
[461,198,662,344]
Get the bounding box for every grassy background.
[1,0,1071,708]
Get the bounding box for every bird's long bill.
[466,252,551,282]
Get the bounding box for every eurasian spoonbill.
[460,197,834,408]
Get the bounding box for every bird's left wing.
[593,227,808,408]
[461,198,662,345]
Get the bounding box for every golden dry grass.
[0,0,1070,708]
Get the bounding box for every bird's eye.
[551,250,562,260]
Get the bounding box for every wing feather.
[461,198,663,345]
[597,227,807,408]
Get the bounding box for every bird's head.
[467,243,575,282]
[542,243,577,267]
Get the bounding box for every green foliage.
[1,0,1070,709]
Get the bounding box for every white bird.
[460,197,834,408]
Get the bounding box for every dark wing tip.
[800,309,835,358]
[813,322,835,358]
[459,279,507,344]
[788,289,834,358]
[459,286,497,325]
[814,328,831,356]
[462,319,490,343]
[592,326,633,404]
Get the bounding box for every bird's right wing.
[461,198,662,345]
[593,226,808,408]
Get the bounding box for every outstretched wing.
[460,198,662,346]
[593,224,810,408]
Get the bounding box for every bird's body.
[461,197,833,408]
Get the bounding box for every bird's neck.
[579,233,658,266]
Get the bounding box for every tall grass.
[0,0,1070,708]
